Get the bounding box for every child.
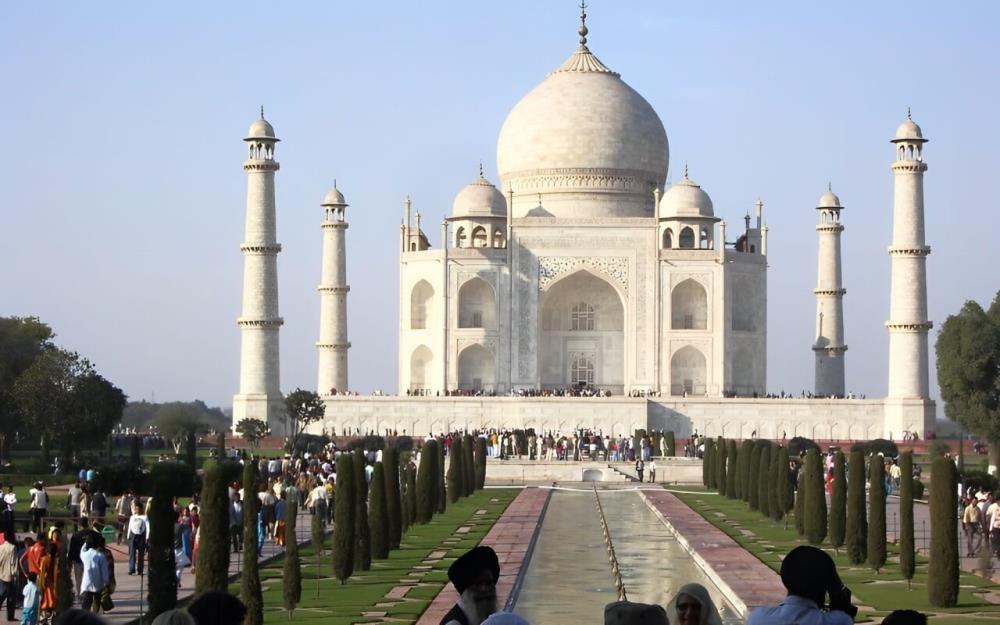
[21,572,39,625]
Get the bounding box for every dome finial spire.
[828,181,832,192]
[578,0,589,47]
[683,161,689,179]
[479,160,484,178]
[907,106,912,121]
[260,105,264,120]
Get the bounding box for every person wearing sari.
[37,544,57,625]
[666,583,724,625]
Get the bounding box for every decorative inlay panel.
[457,338,497,355]
[538,256,629,295]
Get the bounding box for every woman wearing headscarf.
[666,583,724,625]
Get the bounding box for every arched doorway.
[457,344,495,392]
[540,270,625,393]
[457,278,496,329]
[410,281,434,329]
[670,346,706,396]
[672,279,708,330]
[410,345,433,393]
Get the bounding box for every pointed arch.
[663,228,673,249]
[455,227,467,248]
[471,226,488,248]
[410,280,434,329]
[410,345,433,390]
[671,279,708,330]
[492,229,505,248]
[457,344,495,391]
[458,277,496,329]
[671,345,707,396]
[679,226,695,248]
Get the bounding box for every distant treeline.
[123,400,230,432]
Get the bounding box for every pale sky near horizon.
[2,2,998,415]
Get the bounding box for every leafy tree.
[716,436,727,496]
[664,431,676,457]
[147,464,181,620]
[241,460,264,625]
[0,316,53,464]
[415,440,439,523]
[747,442,761,510]
[154,403,206,455]
[803,448,827,544]
[235,418,269,448]
[829,451,847,552]
[768,445,782,521]
[867,453,887,572]
[284,388,325,451]
[936,293,1000,473]
[899,452,916,588]
[383,447,402,548]
[283,496,301,616]
[370,462,390,560]
[12,347,125,465]
[726,440,738,499]
[928,456,959,606]
[195,461,232,593]
[757,444,772,518]
[332,454,356,584]
[475,437,487,489]
[447,438,462,504]
[846,451,868,565]
[353,449,371,572]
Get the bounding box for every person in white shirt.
[28,482,48,533]
[126,503,148,575]
[747,546,856,625]
[2,486,16,529]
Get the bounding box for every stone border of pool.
[641,489,786,617]
[416,487,551,625]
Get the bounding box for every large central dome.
[497,36,668,219]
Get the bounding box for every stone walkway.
[415,488,550,625]
[641,489,786,616]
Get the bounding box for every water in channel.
[515,488,741,625]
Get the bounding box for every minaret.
[233,110,286,433]
[813,185,847,397]
[317,184,350,395]
[887,111,931,400]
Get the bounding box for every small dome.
[817,189,842,209]
[451,177,507,218]
[322,186,347,206]
[245,118,277,141]
[892,118,926,143]
[660,176,714,218]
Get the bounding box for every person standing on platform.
[635,460,644,483]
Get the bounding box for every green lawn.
[232,488,519,625]
[672,487,1000,624]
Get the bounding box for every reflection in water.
[515,488,741,625]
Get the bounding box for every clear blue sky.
[2,2,998,413]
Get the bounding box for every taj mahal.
[230,9,934,441]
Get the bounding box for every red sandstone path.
[416,487,550,625]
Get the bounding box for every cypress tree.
[310,512,323,599]
[475,437,487,489]
[383,447,402,548]
[899,451,915,588]
[438,438,448,509]
[463,434,476,495]
[704,439,715,489]
[447,438,462,504]
[665,431,676,456]
[803,448,827,544]
[332,454,356,584]
[846,451,867,564]
[415,440,438,523]
[867,453,887,572]
[352,449,371,571]
[716,437,727,496]
[216,430,226,459]
[283,496,301,616]
[740,440,754,502]
[829,451,847,552]
[399,464,411,534]
[757,444,772,518]
[241,460,263,625]
[130,435,142,467]
[725,440,738,499]
[928,456,958,607]
[405,463,417,526]
[147,464,179,620]
[185,431,198,469]
[768,445,783,521]
[794,469,805,537]
[369,462,390,560]
[195,461,231,594]
[775,446,793,519]
[747,442,761,510]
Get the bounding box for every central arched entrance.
[539,270,625,393]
